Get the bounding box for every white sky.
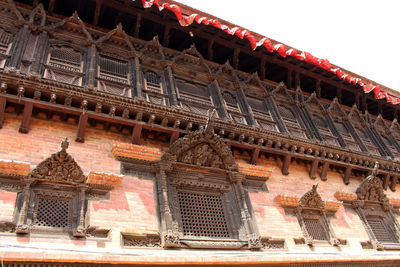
[175,0,400,92]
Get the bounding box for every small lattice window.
[314,116,327,129]
[176,80,208,98]
[34,198,70,228]
[355,127,370,140]
[381,135,394,149]
[144,71,161,91]
[49,47,82,72]
[334,122,349,134]
[365,216,398,244]
[223,91,237,106]
[178,191,230,238]
[0,29,12,54]
[99,55,128,78]
[278,105,296,122]
[304,218,328,241]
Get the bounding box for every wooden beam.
[131,123,143,144]
[309,159,319,179]
[316,79,321,98]
[0,96,5,128]
[281,155,291,175]
[207,39,214,61]
[233,48,239,69]
[250,148,260,165]
[320,161,329,181]
[19,102,33,133]
[93,0,103,26]
[76,113,88,142]
[163,24,171,47]
[343,166,352,185]
[260,57,266,80]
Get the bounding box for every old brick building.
[1,0,400,266]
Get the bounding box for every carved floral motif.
[299,184,325,210]
[28,138,85,183]
[356,162,388,203]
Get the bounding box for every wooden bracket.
[281,154,291,175]
[343,166,352,185]
[320,161,329,181]
[390,176,398,192]
[170,130,179,144]
[131,123,143,144]
[250,148,260,165]
[383,173,390,190]
[309,159,319,179]
[19,102,33,133]
[76,113,88,142]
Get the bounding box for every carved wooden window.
[351,163,400,250]
[355,127,380,155]
[143,70,168,105]
[0,29,13,55]
[333,121,361,151]
[155,127,263,249]
[176,79,214,116]
[222,91,247,125]
[295,185,338,246]
[311,115,341,146]
[98,55,130,97]
[44,46,84,86]
[277,104,306,138]
[379,134,400,159]
[247,97,278,132]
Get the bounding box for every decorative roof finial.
[205,109,216,132]
[61,137,69,152]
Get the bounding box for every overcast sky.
[175,0,400,92]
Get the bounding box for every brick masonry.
[1,112,400,264]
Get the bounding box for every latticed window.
[178,191,230,238]
[223,91,237,107]
[314,116,327,129]
[144,71,161,91]
[334,122,349,134]
[365,216,398,244]
[303,218,328,241]
[48,46,82,72]
[0,29,12,54]
[34,198,70,228]
[278,105,296,122]
[99,55,128,81]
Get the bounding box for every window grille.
[99,55,128,78]
[34,198,70,228]
[177,191,230,238]
[334,122,349,134]
[144,71,161,91]
[304,218,328,241]
[0,29,12,54]
[314,116,327,129]
[365,216,398,244]
[49,47,81,72]
[223,91,237,106]
[355,128,369,140]
[177,80,207,98]
[278,105,296,122]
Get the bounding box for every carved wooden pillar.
[8,25,29,69]
[134,57,143,98]
[134,13,141,38]
[321,211,339,245]
[163,24,171,47]
[157,164,179,247]
[316,79,321,98]
[210,80,229,119]
[231,172,260,248]
[30,31,48,75]
[296,208,312,245]
[237,85,255,125]
[87,44,97,88]
[165,65,179,106]
[287,69,293,89]
[207,39,214,61]
[74,185,88,237]
[260,57,266,80]
[16,179,34,234]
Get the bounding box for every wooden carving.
[28,137,86,183]
[299,184,325,210]
[162,124,237,171]
[356,162,388,203]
